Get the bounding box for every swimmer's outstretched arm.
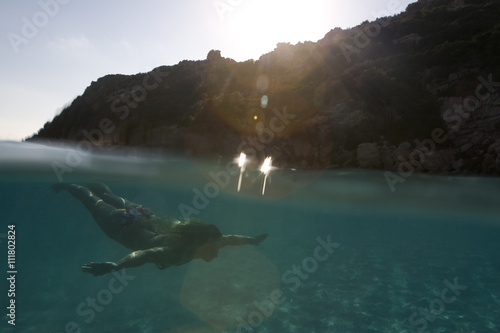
[81,247,170,276]
[81,235,269,276]
[217,233,268,248]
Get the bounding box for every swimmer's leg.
[85,183,137,208]
[52,183,102,211]
[52,183,123,239]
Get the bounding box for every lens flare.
[260,95,268,108]
[238,152,247,168]
[260,156,272,195]
[237,152,247,192]
[260,156,272,174]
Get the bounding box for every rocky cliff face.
[349,74,500,176]
[29,0,500,176]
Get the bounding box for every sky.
[0,0,416,141]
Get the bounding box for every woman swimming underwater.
[53,183,268,276]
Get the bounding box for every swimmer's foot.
[85,183,112,197]
[81,262,118,276]
[253,233,269,245]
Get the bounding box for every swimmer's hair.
[172,218,222,240]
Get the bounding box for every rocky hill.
[30,0,500,175]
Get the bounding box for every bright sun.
[225,0,328,60]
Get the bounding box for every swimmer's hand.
[81,262,118,276]
[253,233,269,245]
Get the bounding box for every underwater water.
[0,141,499,333]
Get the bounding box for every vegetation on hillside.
[30,0,500,173]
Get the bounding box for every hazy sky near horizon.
[0,0,416,141]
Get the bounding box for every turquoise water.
[1,142,499,333]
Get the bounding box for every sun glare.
[226,0,327,60]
